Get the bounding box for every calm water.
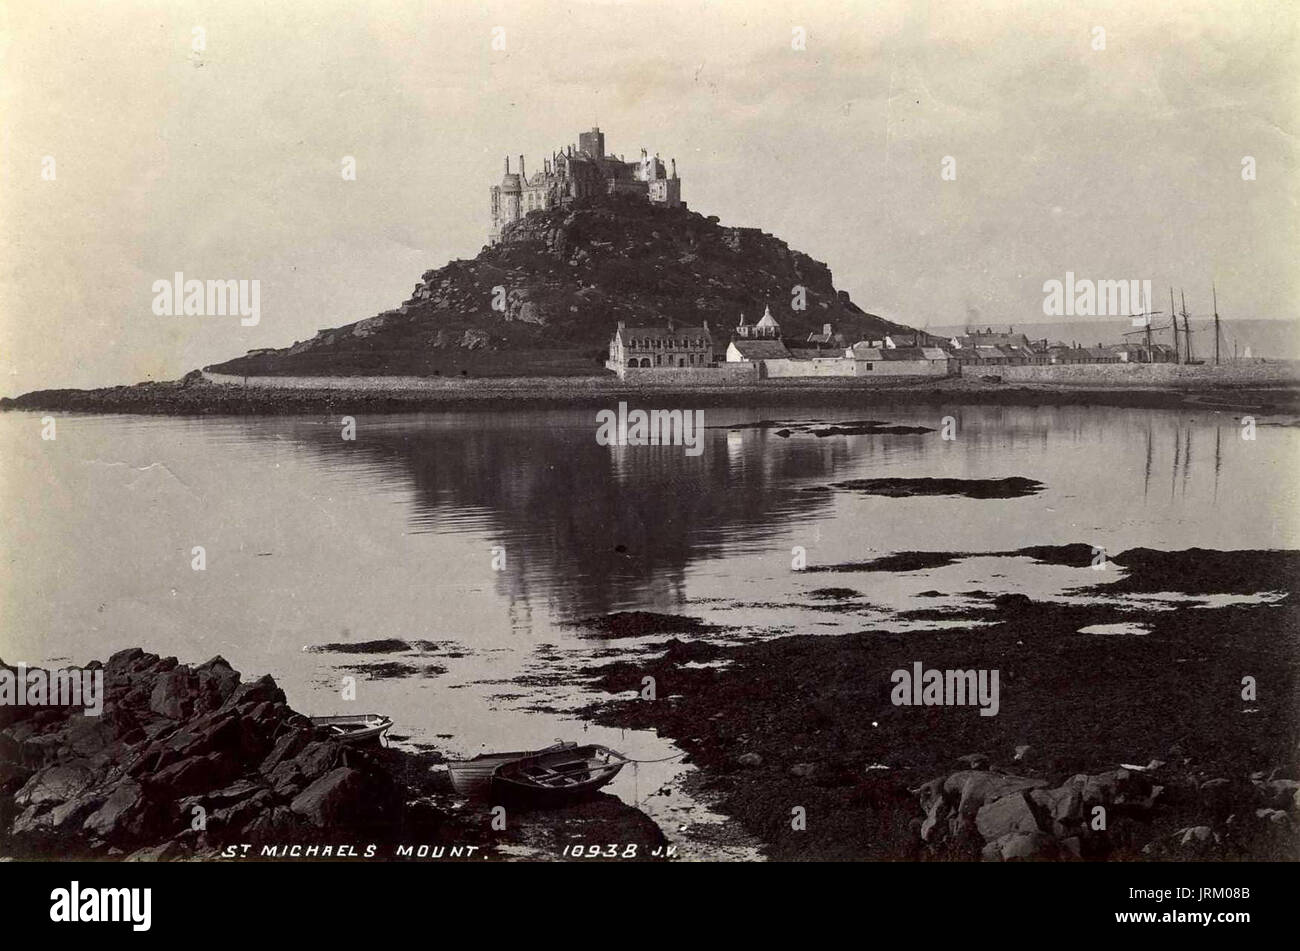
[2,404,1297,853]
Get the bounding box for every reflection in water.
[228,404,1297,632]
[1215,426,1222,502]
[277,413,853,622]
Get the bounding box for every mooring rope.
[619,751,687,765]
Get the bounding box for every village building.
[607,307,961,382]
[606,320,714,377]
[733,305,783,340]
[1046,344,1121,365]
[726,338,793,363]
[1110,342,1177,363]
[490,127,681,243]
[945,327,1036,350]
[847,344,956,376]
[805,323,846,347]
[942,328,1048,366]
[860,332,934,350]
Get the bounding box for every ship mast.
[1180,290,1193,363]
[1212,283,1221,366]
[1168,287,1177,362]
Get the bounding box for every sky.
[1,0,1296,392]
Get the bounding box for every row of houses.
[605,315,1178,380]
[938,328,1177,367]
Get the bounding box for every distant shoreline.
[4,365,1300,416]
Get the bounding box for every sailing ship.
[1121,284,1231,366]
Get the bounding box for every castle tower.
[578,127,605,160]
[489,155,523,244]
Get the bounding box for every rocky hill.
[208,195,915,378]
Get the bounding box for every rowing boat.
[492,744,628,805]
[310,714,393,746]
[446,741,578,797]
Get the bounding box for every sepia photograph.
[1,0,1296,933]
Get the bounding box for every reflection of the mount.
[265,410,886,621]
[249,405,1245,625]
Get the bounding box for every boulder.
[293,741,340,782]
[149,668,197,720]
[212,790,274,833]
[1029,782,1084,835]
[194,656,241,706]
[152,751,239,796]
[82,781,150,841]
[220,675,285,712]
[944,771,1048,819]
[268,760,306,796]
[15,762,96,808]
[259,729,310,776]
[975,792,1044,840]
[289,767,364,827]
[920,795,949,843]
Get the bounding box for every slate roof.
[729,339,792,360]
[616,325,711,346]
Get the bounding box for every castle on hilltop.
[490,127,681,244]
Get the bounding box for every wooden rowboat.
[492,744,629,805]
[310,714,393,746]
[446,741,577,798]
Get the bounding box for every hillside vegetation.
[209,195,913,378]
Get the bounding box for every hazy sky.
[2,0,1296,391]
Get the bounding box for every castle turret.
[490,157,524,245]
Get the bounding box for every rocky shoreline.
[0,649,666,861]
[3,375,1299,417]
[579,546,1300,861]
[5,546,1298,863]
